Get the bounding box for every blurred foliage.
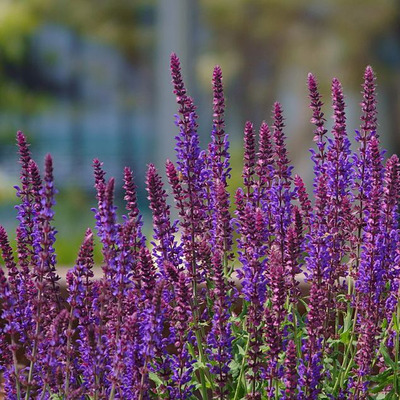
[0,0,155,143]
[0,0,155,61]
[201,0,400,122]
[0,0,399,265]
[0,0,155,137]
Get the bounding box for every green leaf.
[342,310,353,333]
[340,330,351,345]
[193,360,207,370]
[229,359,241,378]
[375,388,395,399]
[237,344,246,356]
[393,314,399,333]
[380,344,396,369]
[149,372,164,387]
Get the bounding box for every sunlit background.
[0,0,400,265]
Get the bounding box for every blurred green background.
[0,0,400,265]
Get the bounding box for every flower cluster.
[0,57,400,399]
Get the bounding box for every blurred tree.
[0,0,155,145]
[0,0,154,115]
[201,0,399,127]
[30,0,155,62]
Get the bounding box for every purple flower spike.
[264,246,287,388]
[354,135,385,393]
[308,73,327,175]
[92,160,120,279]
[170,271,193,399]
[68,230,98,394]
[37,155,60,304]
[172,109,207,282]
[210,65,231,185]
[356,135,385,301]
[272,102,291,184]
[212,178,233,260]
[325,78,353,287]
[285,207,303,305]
[0,268,12,373]
[170,53,197,118]
[1,63,399,399]
[360,65,377,139]
[146,163,182,276]
[123,167,145,242]
[242,121,256,199]
[0,227,22,396]
[282,340,298,400]
[294,175,312,231]
[15,132,36,268]
[353,66,378,257]
[255,122,274,204]
[138,246,158,302]
[207,251,233,398]
[236,189,268,395]
[383,155,400,317]
[212,66,225,135]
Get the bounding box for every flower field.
[0,55,399,399]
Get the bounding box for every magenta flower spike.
[383,155,400,317]
[210,65,231,185]
[242,121,256,200]
[308,73,327,176]
[360,65,378,139]
[282,339,298,400]
[255,121,274,205]
[146,163,182,277]
[1,62,399,400]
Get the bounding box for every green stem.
[197,332,209,399]
[333,304,358,393]
[394,293,400,396]
[233,333,250,400]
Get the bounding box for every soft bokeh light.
[0,0,399,264]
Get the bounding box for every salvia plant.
[0,55,399,400]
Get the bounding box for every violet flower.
[255,121,274,206]
[242,121,256,200]
[210,65,231,186]
[206,250,233,398]
[123,166,146,253]
[293,174,312,231]
[282,339,298,400]
[92,159,120,280]
[264,245,287,396]
[308,73,327,177]
[360,66,377,139]
[236,190,268,396]
[146,163,182,276]
[353,136,385,393]
[383,155,400,317]
[66,229,95,395]
[0,227,21,398]
[169,271,194,399]
[352,66,378,272]
[324,78,354,325]
[170,56,207,281]
[206,180,234,398]
[285,207,303,305]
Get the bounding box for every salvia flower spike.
[0,58,399,400]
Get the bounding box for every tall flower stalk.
[0,61,399,400]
